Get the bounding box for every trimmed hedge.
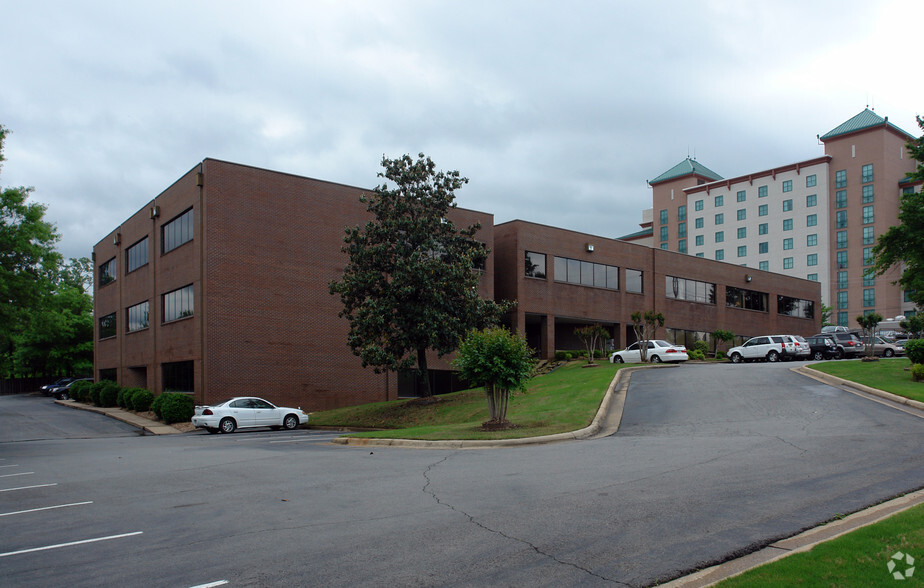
[905,339,924,365]
[98,382,120,407]
[912,363,924,383]
[160,393,195,424]
[130,389,154,412]
[151,394,165,419]
[688,349,705,361]
[69,380,93,402]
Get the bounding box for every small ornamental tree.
[901,315,924,339]
[574,324,609,365]
[856,312,883,359]
[630,310,665,362]
[712,329,735,357]
[453,327,534,428]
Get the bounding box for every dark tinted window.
[162,208,193,254]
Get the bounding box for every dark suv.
[813,332,865,359]
[806,335,838,360]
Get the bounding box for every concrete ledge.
[53,399,182,435]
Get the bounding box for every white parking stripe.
[0,483,56,493]
[0,531,143,558]
[0,501,94,517]
[189,581,229,588]
[0,472,33,478]
[0,464,20,468]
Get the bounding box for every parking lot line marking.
[0,483,57,493]
[0,472,33,478]
[0,464,20,468]
[189,581,229,588]
[0,501,94,518]
[0,531,143,558]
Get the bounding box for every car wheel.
[613,356,624,364]
[650,355,662,363]
[730,352,743,364]
[219,418,236,434]
[884,349,894,358]
[813,351,824,361]
[767,350,780,362]
[283,414,299,430]
[835,348,844,360]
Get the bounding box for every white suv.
[728,335,796,363]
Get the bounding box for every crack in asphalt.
[773,435,808,454]
[421,456,630,586]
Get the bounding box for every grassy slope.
[808,357,924,403]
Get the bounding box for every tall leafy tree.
[630,310,665,362]
[330,153,511,397]
[871,116,924,309]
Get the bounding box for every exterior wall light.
[586,243,594,252]
[745,274,752,282]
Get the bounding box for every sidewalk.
[53,399,183,435]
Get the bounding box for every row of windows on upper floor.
[689,245,875,271]
[97,284,194,340]
[686,224,875,249]
[98,208,193,287]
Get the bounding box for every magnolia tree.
[574,324,609,364]
[856,312,883,359]
[453,327,534,428]
[631,310,665,362]
[711,329,735,357]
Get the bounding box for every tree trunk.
[417,347,432,397]
[485,382,497,420]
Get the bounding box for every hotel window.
[660,226,668,242]
[126,237,149,273]
[163,284,194,323]
[99,258,117,287]
[759,242,768,254]
[524,251,546,278]
[806,194,817,207]
[807,214,817,227]
[862,205,874,224]
[835,190,847,208]
[783,219,793,231]
[837,271,848,289]
[759,261,769,271]
[715,213,724,225]
[678,239,687,253]
[758,223,768,235]
[783,238,793,250]
[782,180,792,193]
[694,199,703,211]
[660,243,668,250]
[715,195,724,207]
[660,209,668,225]
[807,254,818,266]
[864,271,875,287]
[695,217,704,229]
[737,209,746,221]
[863,288,875,307]
[715,249,725,261]
[836,250,848,269]
[836,210,847,229]
[807,273,818,281]
[905,290,916,303]
[863,226,875,245]
[715,231,724,243]
[837,291,848,310]
[677,205,687,221]
[806,174,817,187]
[835,169,847,188]
[861,163,874,183]
[737,190,746,202]
[695,253,704,258]
[678,222,686,238]
[737,245,747,257]
[836,231,847,249]
[807,234,817,247]
[726,286,769,312]
[862,185,874,203]
[738,227,747,239]
[666,276,716,304]
[758,204,768,216]
[554,256,619,289]
[99,313,116,339]
[626,269,644,293]
[758,186,768,198]
[864,247,874,266]
[162,208,194,254]
[126,301,150,332]
[837,311,848,326]
[695,235,704,247]
[782,199,793,212]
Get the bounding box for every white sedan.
[192,397,310,434]
[609,340,689,363]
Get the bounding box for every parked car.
[191,397,310,434]
[813,332,865,359]
[821,325,849,333]
[727,335,795,363]
[51,377,93,400]
[865,336,904,358]
[41,377,75,396]
[789,335,811,360]
[806,334,839,360]
[608,340,689,364]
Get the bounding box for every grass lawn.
[308,361,624,440]
[717,502,924,587]
[807,357,924,403]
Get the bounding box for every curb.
[329,364,660,449]
[793,363,924,413]
[53,399,183,435]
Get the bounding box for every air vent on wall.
[150,206,160,219]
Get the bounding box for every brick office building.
[95,159,820,411]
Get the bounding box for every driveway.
[1,364,923,587]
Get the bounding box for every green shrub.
[160,393,195,424]
[912,363,924,383]
[716,350,726,360]
[554,351,567,361]
[98,382,120,407]
[565,353,572,361]
[691,340,709,355]
[116,388,126,408]
[905,339,924,365]
[69,380,93,402]
[89,382,104,406]
[688,349,705,361]
[131,389,154,412]
[151,393,165,419]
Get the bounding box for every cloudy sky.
[1,0,920,260]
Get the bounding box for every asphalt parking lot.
[2,362,923,587]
